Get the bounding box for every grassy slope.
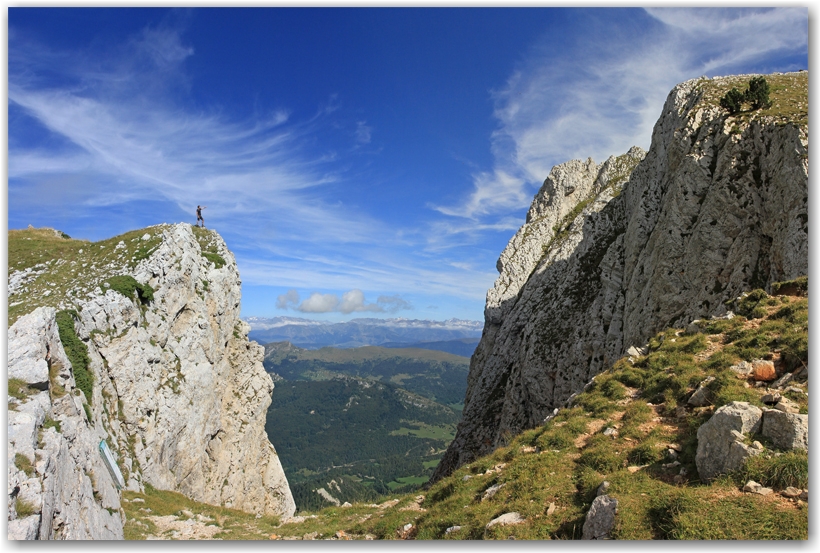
[124,282,808,540]
[693,71,808,127]
[7,224,227,327]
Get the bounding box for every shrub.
[719,77,771,114]
[719,87,745,114]
[745,76,771,110]
[105,275,154,304]
[55,310,93,406]
[202,251,226,269]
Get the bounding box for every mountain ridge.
[247,316,483,349]
[432,71,808,482]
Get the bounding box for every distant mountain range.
[245,316,483,351]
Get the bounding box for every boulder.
[7,306,59,388]
[760,409,808,451]
[582,495,618,539]
[486,512,525,529]
[743,481,773,495]
[696,402,763,482]
[729,361,754,377]
[626,346,648,357]
[481,483,506,502]
[751,360,777,381]
[685,320,702,335]
[773,398,800,414]
[688,376,715,407]
[771,372,794,389]
[781,487,801,498]
[761,392,781,405]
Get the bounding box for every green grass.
[694,71,807,127]
[386,476,428,490]
[55,310,94,406]
[104,275,154,304]
[120,288,809,540]
[122,484,282,540]
[43,417,62,433]
[15,453,36,478]
[390,423,456,441]
[733,450,808,490]
[201,251,226,269]
[8,378,35,401]
[15,497,38,518]
[7,226,165,326]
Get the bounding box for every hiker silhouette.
[196,205,207,227]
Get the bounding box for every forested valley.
[263,342,469,512]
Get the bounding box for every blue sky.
[7,7,809,323]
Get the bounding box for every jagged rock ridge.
[8,224,296,539]
[433,72,808,482]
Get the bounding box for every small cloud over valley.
[277,289,412,314]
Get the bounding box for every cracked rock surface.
[8,224,295,540]
[433,73,808,482]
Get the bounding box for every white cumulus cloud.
[276,288,413,314]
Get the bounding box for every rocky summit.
[433,72,808,482]
[8,223,295,540]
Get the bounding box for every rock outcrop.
[695,401,763,483]
[433,72,808,482]
[8,224,295,539]
[8,307,123,540]
[582,495,618,540]
[696,401,808,483]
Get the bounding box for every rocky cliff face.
[8,307,124,539]
[8,223,295,539]
[432,72,808,482]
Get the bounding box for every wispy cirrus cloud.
[435,7,808,223]
[8,23,389,251]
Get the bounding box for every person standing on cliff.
[196,205,206,227]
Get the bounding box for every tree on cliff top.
[719,76,771,114]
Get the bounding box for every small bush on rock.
[105,275,154,304]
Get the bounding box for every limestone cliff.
[8,223,295,540]
[432,72,808,482]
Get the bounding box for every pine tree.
[745,76,771,110]
[719,87,745,115]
